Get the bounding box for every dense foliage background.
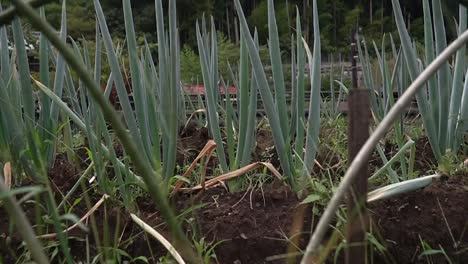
[2,0,466,82]
[36,1,463,49]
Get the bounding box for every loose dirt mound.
[370,174,468,263]
[174,184,310,264]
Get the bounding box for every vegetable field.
[0,0,467,263]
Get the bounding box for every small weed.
[418,236,453,264]
[438,150,464,176]
[193,237,224,264]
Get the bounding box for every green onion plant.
[392,0,467,162]
[196,17,259,181]
[1,0,201,262]
[302,13,468,263]
[233,0,322,192]
[321,55,349,120]
[0,3,78,261]
[357,34,417,182]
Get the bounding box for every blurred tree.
[247,0,292,53]
[180,44,202,83]
[180,31,239,84]
[41,0,95,38]
[178,0,213,47]
[0,0,464,59]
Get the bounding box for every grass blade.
[432,0,451,153]
[46,0,67,163]
[294,8,306,170]
[301,0,321,178]
[370,139,415,182]
[268,0,288,138]
[447,5,466,151]
[422,0,439,129]
[12,17,34,125]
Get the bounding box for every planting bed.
[172,184,308,264]
[2,169,467,263]
[1,123,467,263]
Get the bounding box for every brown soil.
[171,184,311,264]
[1,132,467,263]
[49,153,80,194]
[0,153,310,264]
[370,173,468,263]
[2,168,467,264]
[412,136,439,173]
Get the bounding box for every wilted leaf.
[3,162,11,189]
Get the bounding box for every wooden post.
[345,31,370,264]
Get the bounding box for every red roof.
[183,84,237,95]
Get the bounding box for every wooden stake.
[345,31,370,264]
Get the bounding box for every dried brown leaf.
[38,194,109,239]
[171,140,217,195]
[3,162,11,189]
[181,162,283,191]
